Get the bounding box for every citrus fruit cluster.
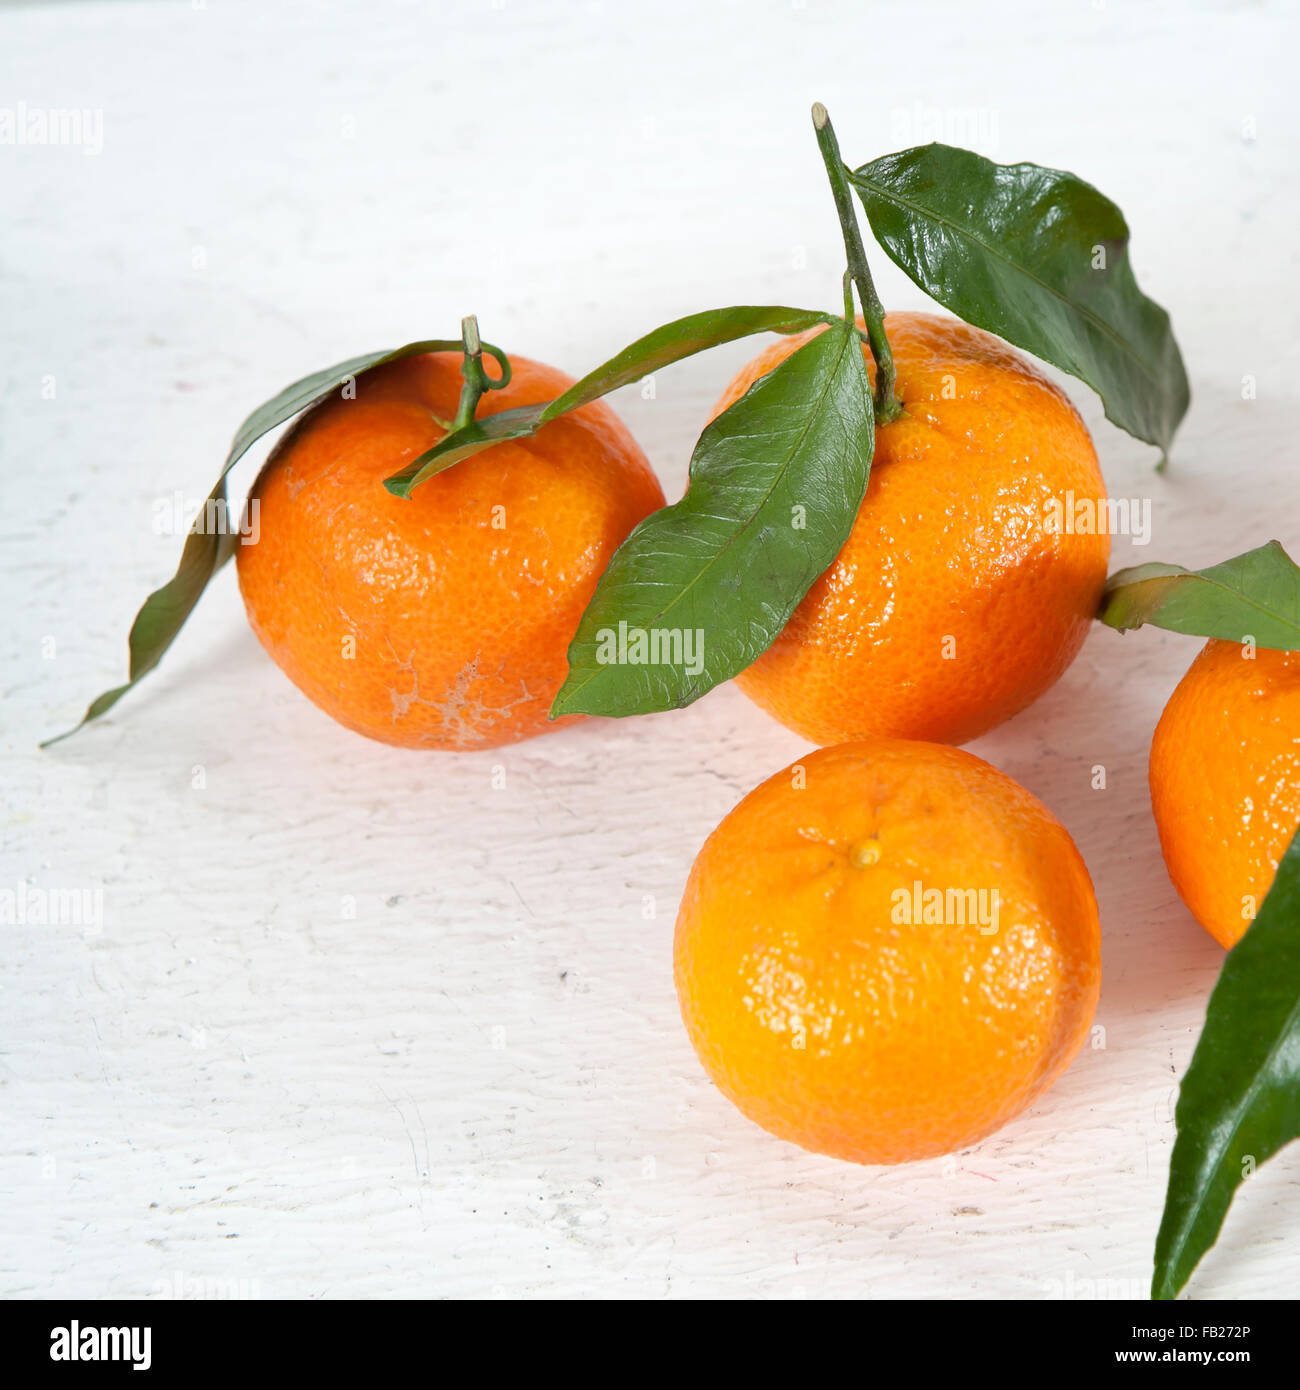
[174,313,1297,1172]
[66,104,1297,1297]
[230,316,1109,1164]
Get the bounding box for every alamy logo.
[889,102,999,153]
[1044,491,1151,545]
[890,880,1000,934]
[0,881,102,931]
[151,1269,262,1300]
[594,622,705,676]
[0,103,103,155]
[152,492,259,543]
[1041,1271,1147,1300]
[50,1322,151,1370]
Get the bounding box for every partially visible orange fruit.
[236,352,664,750]
[712,311,1110,746]
[674,739,1100,1164]
[1149,638,1300,948]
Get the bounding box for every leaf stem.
[450,314,512,432]
[812,103,902,422]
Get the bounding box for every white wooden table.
[4,0,1298,1299]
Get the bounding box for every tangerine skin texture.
[236,352,664,750]
[1149,639,1300,949]
[713,312,1111,746]
[674,740,1101,1165]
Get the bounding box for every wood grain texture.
[3,0,1298,1299]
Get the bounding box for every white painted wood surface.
[4,0,1298,1300]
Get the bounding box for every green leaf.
[1153,824,1300,1299]
[46,338,462,746]
[381,402,549,496]
[383,306,835,496]
[1099,541,1300,650]
[849,145,1190,457]
[551,319,872,717]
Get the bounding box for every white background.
[3,0,1298,1300]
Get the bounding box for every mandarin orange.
[674,739,1101,1163]
[236,352,664,749]
[1149,638,1300,948]
[712,312,1110,745]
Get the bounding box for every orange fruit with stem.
[674,738,1101,1164]
[236,347,664,750]
[712,311,1111,746]
[1149,638,1300,948]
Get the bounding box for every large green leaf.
[1153,825,1300,1299]
[46,338,462,745]
[1099,541,1300,650]
[383,306,835,497]
[551,319,872,717]
[850,145,1190,458]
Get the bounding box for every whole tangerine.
[674,739,1101,1164]
[713,312,1111,746]
[236,351,664,750]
